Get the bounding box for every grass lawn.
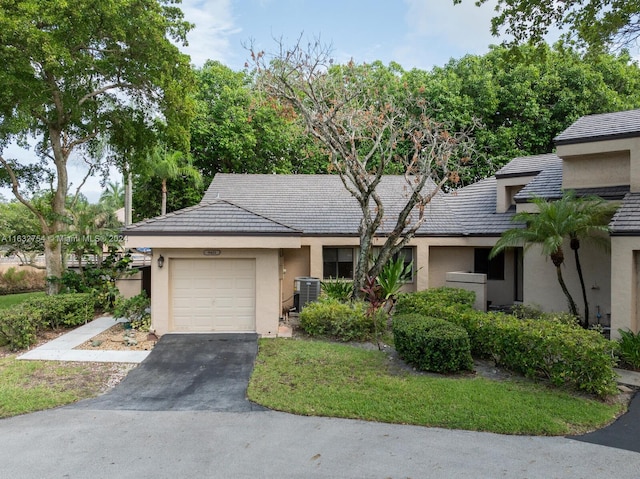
[0,355,130,418]
[0,292,46,310]
[248,338,624,436]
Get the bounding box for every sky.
[2,0,509,204]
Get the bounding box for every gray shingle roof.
[202,174,469,236]
[447,177,518,235]
[124,199,301,236]
[514,157,563,202]
[610,193,640,235]
[554,109,640,146]
[495,153,560,178]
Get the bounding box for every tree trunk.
[44,237,63,295]
[161,178,168,216]
[352,229,372,299]
[572,246,589,328]
[555,265,579,318]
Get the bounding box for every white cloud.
[179,0,241,67]
[395,0,500,69]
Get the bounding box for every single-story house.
[124,108,640,339]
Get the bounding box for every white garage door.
[171,259,256,332]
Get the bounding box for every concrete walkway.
[17,315,150,363]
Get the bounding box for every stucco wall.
[429,246,474,288]
[281,247,310,311]
[611,236,640,338]
[150,248,281,337]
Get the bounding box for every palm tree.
[491,196,580,319]
[564,192,618,328]
[491,193,617,328]
[99,181,125,212]
[145,149,202,216]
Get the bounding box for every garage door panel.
[170,258,256,332]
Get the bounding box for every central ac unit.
[293,276,320,312]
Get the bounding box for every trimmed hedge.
[299,298,383,342]
[395,288,618,397]
[0,293,96,350]
[393,313,473,373]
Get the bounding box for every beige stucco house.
[124,109,640,339]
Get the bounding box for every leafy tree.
[253,39,475,298]
[0,0,194,293]
[456,0,640,53]
[132,174,203,222]
[403,43,640,179]
[191,60,326,180]
[491,193,616,325]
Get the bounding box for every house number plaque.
[203,250,222,256]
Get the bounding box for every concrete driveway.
[76,333,265,412]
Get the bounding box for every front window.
[474,248,504,280]
[323,247,354,279]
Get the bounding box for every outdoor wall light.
[157,255,165,268]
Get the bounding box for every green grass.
[248,339,624,436]
[0,292,46,310]
[0,356,124,418]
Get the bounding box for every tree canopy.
[0,0,194,292]
[457,0,640,53]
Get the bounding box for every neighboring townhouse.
[123,109,640,339]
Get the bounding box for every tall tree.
[403,43,640,180]
[253,39,475,298]
[456,0,640,53]
[0,0,194,293]
[191,60,326,181]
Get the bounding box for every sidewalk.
[17,315,150,363]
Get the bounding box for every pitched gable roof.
[203,174,466,236]
[124,199,301,236]
[495,153,560,178]
[554,109,640,146]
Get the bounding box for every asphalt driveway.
[76,333,266,412]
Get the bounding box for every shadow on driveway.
[74,333,266,412]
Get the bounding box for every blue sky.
[2,0,508,203]
[179,0,503,71]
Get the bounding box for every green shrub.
[617,329,640,371]
[395,287,476,317]
[113,292,151,331]
[393,288,618,396]
[320,279,353,301]
[0,306,44,350]
[393,313,473,373]
[510,303,579,326]
[0,293,96,350]
[299,298,383,342]
[21,293,96,329]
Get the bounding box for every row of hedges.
[395,288,618,397]
[0,267,46,294]
[0,293,96,350]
